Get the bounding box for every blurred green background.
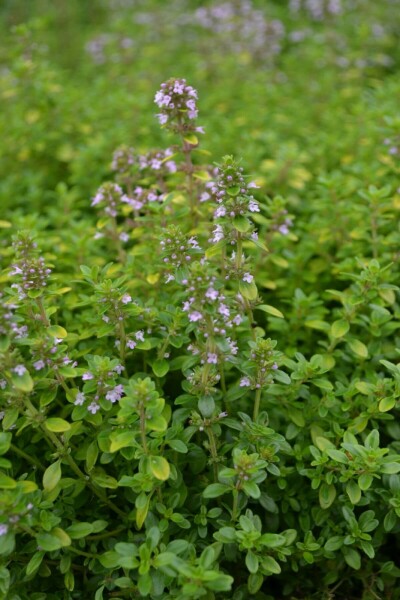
[1,0,399,215]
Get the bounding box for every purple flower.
[240,376,251,387]
[0,524,8,536]
[135,330,145,342]
[87,402,100,415]
[242,273,253,283]
[214,206,226,219]
[13,364,27,376]
[205,287,219,301]
[233,314,242,326]
[74,392,85,406]
[106,385,124,403]
[126,339,137,350]
[207,353,218,364]
[189,311,203,322]
[272,362,279,370]
[113,364,124,374]
[82,372,94,381]
[33,360,45,371]
[121,293,132,304]
[218,303,230,318]
[248,200,260,212]
[154,78,200,130]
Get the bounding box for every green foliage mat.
[1,1,400,599]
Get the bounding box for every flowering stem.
[231,483,241,522]
[36,297,50,327]
[236,234,242,271]
[246,303,257,342]
[253,387,262,421]
[139,403,149,454]
[118,321,126,367]
[206,425,219,481]
[111,217,126,263]
[23,397,127,519]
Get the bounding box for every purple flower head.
[91,182,123,217]
[207,352,218,364]
[242,272,253,283]
[189,311,203,323]
[13,364,27,376]
[33,360,46,371]
[82,372,94,381]
[0,524,8,536]
[74,391,85,406]
[88,402,100,415]
[154,78,201,131]
[240,376,251,387]
[105,385,124,403]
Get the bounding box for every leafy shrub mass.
[1,1,400,599]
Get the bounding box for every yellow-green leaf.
[348,339,368,359]
[256,304,284,319]
[331,319,349,338]
[0,472,17,489]
[379,397,396,412]
[47,325,68,338]
[239,280,258,301]
[43,459,62,492]
[12,371,33,392]
[45,418,71,432]
[149,456,170,481]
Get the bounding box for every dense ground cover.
[1,1,400,599]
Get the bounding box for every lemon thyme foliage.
[1,66,400,600]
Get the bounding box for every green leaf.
[0,336,10,353]
[45,418,71,432]
[256,304,284,318]
[167,439,188,453]
[247,573,264,594]
[149,456,170,481]
[245,550,259,574]
[26,551,45,576]
[135,492,150,529]
[109,431,136,453]
[47,325,68,338]
[261,556,281,574]
[203,483,231,498]
[326,449,348,464]
[379,397,396,412]
[0,433,12,456]
[66,522,94,539]
[348,339,368,359]
[358,473,373,491]
[43,459,62,492]
[319,483,336,509]
[331,319,349,338]
[227,185,240,196]
[233,215,251,233]
[183,134,198,146]
[324,536,344,552]
[37,529,71,552]
[91,470,119,489]
[152,359,169,378]
[242,480,261,499]
[239,280,258,301]
[342,547,361,570]
[381,462,400,474]
[346,481,361,504]
[0,473,16,489]
[11,371,33,392]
